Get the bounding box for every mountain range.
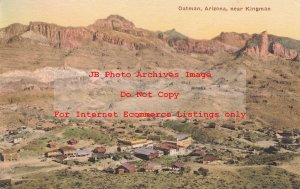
[0,15,299,130]
[1,15,299,61]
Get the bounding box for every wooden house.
[45,149,62,158]
[143,162,162,172]
[93,146,106,154]
[134,148,159,160]
[115,162,136,174]
[172,160,184,171]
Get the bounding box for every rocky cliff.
[0,15,236,53]
[271,42,299,60]
[241,31,300,60]
[0,15,154,49]
[172,38,237,54]
[244,31,269,57]
[1,15,300,60]
[158,29,237,54]
[28,22,93,48]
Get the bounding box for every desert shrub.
[63,127,114,145]
[244,153,297,165]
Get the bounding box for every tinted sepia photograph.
[0,0,299,188]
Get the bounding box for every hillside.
[0,15,299,130]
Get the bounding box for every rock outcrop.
[271,42,298,60]
[0,15,151,49]
[1,15,299,59]
[171,39,237,54]
[1,16,237,53]
[258,31,269,56]
[90,15,147,37]
[28,22,93,48]
[92,31,148,50]
[241,31,300,61]
[244,31,269,57]
[213,32,252,48]
[158,29,237,54]
[0,23,28,43]
[25,15,151,49]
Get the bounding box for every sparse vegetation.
[243,153,298,165]
[12,167,300,189]
[63,127,115,145]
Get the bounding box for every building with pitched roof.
[134,148,159,160]
[176,134,192,147]
[115,162,136,174]
[154,142,188,156]
[143,162,162,172]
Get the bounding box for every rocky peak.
[259,31,269,56]
[243,31,269,57]
[213,32,252,48]
[106,15,135,27]
[5,16,149,49]
[0,23,28,43]
[1,16,299,59]
[92,15,135,32]
[241,31,300,60]
[3,23,28,35]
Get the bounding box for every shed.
[172,160,184,171]
[45,149,62,158]
[203,154,217,162]
[115,162,136,174]
[134,148,159,160]
[190,149,206,156]
[154,142,179,156]
[93,146,106,154]
[143,162,162,172]
[77,149,92,157]
[67,139,78,145]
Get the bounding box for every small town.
[1,114,299,187]
[0,2,300,187]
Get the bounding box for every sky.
[0,0,300,40]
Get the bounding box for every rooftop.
[176,134,190,141]
[134,148,158,155]
[120,162,135,172]
[77,149,92,156]
[173,160,184,168]
[155,142,178,150]
[93,146,106,153]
